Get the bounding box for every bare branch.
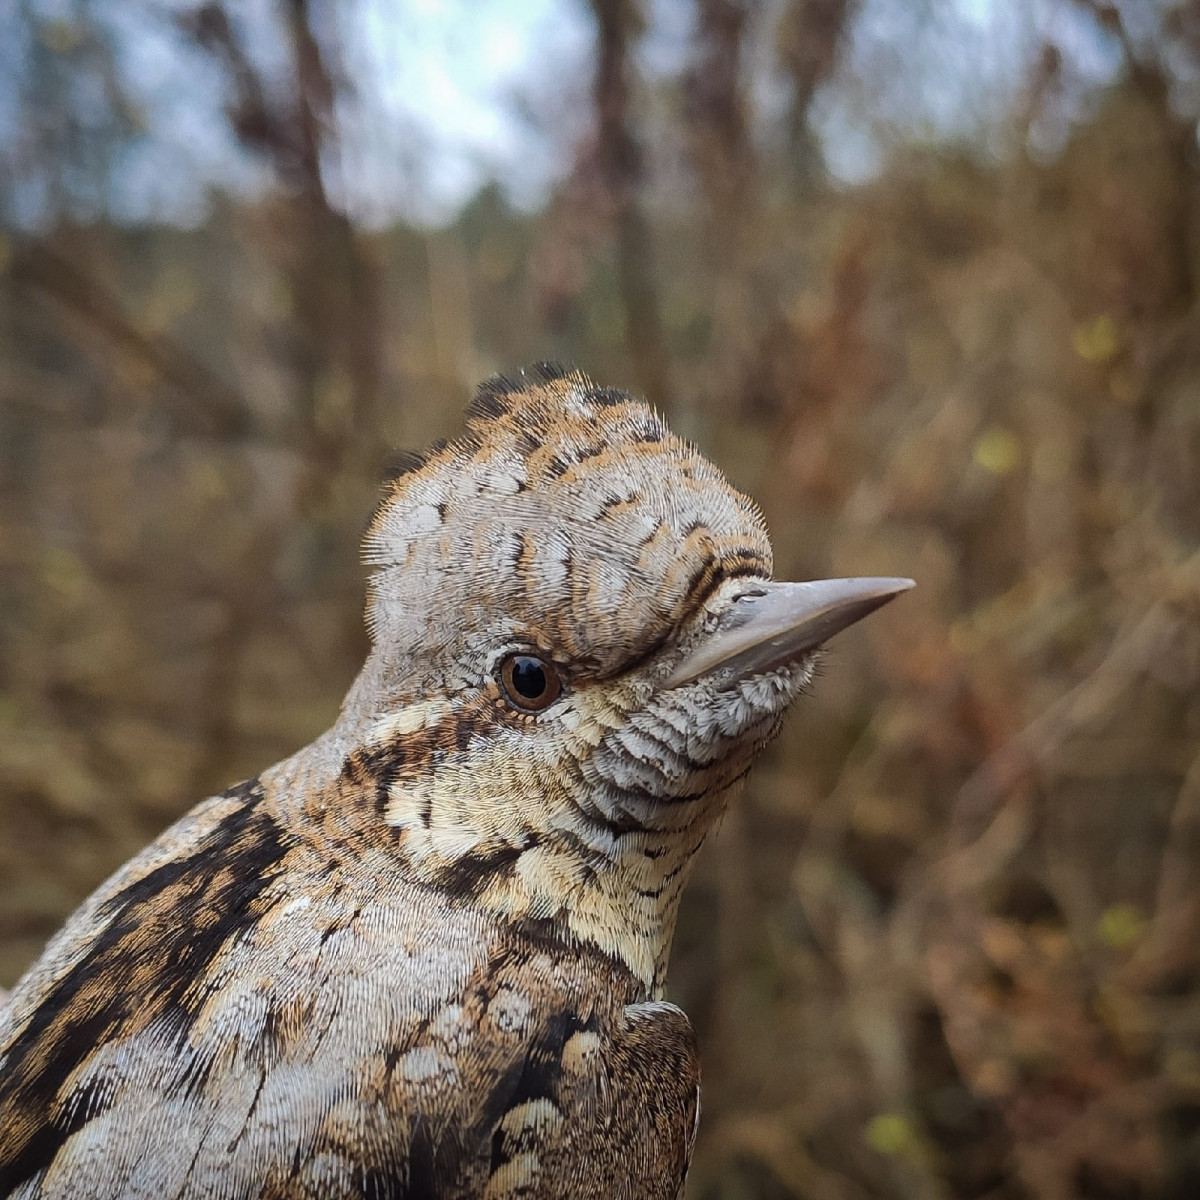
[9,241,252,440]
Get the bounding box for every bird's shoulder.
[0,778,699,1199]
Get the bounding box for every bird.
[0,364,911,1199]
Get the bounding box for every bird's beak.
[664,577,914,691]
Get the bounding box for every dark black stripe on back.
[0,778,289,1195]
[483,1004,597,1182]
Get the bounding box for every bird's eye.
[498,654,562,713]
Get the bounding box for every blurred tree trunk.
[588,0,674,410]
[685,0,753,225]
[777,0,860,173]
[283,0,383,449]
[181,0,385,794]
[187,0,384,457]
[1082,0,1197,315]
[683,0,757,426]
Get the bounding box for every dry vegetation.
[2,2,1200,1197]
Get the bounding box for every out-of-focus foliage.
[2,1,1200,1197]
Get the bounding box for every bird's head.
[321,365,910,992]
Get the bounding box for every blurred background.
[2,0,1200,1195]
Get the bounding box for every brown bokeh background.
[3,2,1200,1197]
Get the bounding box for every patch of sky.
[0,0,1136,228]
[811,0,1124,181]
[338,0,591,224]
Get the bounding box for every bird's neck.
[265,659,743,996]
[266,713,732,998]
[363,755,729,996]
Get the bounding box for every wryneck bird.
[0,364,911,1200]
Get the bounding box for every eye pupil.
[498,653,562,712]
[511,656,547,699]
